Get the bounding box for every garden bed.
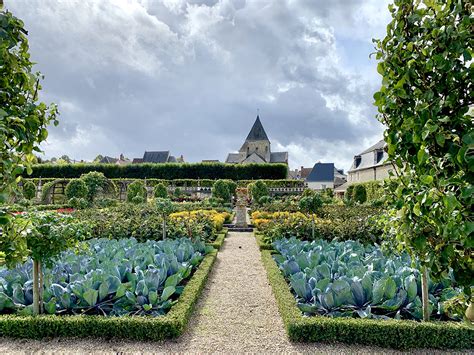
[261,248,473,350]
[207,228,228,250]
[0,241,218,340]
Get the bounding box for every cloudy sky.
[7,0,391,171]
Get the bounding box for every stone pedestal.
[235,187,248,228]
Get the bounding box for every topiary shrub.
[127,180,147,203]
[345,185,355,201]
[80,171,108,202]
[353,184,367,204]
[249,180,269,203]
[22,181,36,200]
[212,180,231,202]
[154,183,168,198]
[131,195,145,205]
[65,179,88,200]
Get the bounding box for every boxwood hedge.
[27,163,288,180]
[261,249,473,350]
[0,250,218,340]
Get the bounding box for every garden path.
[0,231,405,354]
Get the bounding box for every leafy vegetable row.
[0,238,213,317]
[273,238,461,321]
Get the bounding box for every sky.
[6,0,392,171]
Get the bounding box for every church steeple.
[245,115,269,141]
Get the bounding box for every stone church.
[225,116,288,164]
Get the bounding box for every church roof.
[245,115,269,141]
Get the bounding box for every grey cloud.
[7,0,389,170]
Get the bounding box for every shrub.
[127,180,147,202]
[249,180,269,203]
[153,183,168,198]
[68,197,89,209]
[345,185,355,201]
[65,179,88,200]
[353,184,367,204]
[22,181,36,200]
[212,180,231,202]
[80,171,108,202]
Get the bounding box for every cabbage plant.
[273,238,461,320]
[0,237,213,316]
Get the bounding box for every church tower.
[239,115,271,162]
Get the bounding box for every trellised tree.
[374,0,472,321]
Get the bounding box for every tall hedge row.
[27,163,288,180]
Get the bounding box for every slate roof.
[306,163,335,182]
[349,139,389,172]
[358,139,386,155]
[142,151,170,163]
[270,152,288,163]
[132,158,143,164]
[100,156,118,164]
[245,115,269,141]
[225,153,242,163]
[300,167,313,180]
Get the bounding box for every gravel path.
[0,232,456,354]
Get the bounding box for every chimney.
[120,153,124,160]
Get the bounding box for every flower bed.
[251,209,382,245]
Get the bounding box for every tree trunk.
[311,215,315,239]
[32,259,40,315]
[162,218,166,240]
[38,261,44,314]
[421,266,430,321]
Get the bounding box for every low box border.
[260,249,474,350]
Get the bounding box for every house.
[334,139,392,196]
[133,151,184,164]
[99,154,130,165]
[305,162,347,190]
[225,115,288,164]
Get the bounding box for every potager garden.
[0,0,473,352]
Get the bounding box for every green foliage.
[155,198,175,217]
[21,181,36,200]
[258,195,272,205]
[0,237,213,316]
[127,180,147,203]
[65,179,88,200]
[352,184,367,204]
[153,183,168,198]
[373,0,473,291]
[27,163,288,180]
[274,237,461,321]
[80,172,108,202]
[0,10,58,211]
[299,194,323,214]
[0,250,217,340]
[248,180,269,203]
[68,197,89,209]
[261,250,473,349]
[212,180,233,202]
[345,185,355,201]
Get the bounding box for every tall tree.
[0,9,58,215]
[374,0,473,321]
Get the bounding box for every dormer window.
[354,156,361,168]
[375,150,384,164]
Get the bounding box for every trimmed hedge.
[27,163,288,180]
[260,249,473,350]
[208,228,228,250]
[0,249,218,340]
[23,178,303,188]
[254,231,274,251]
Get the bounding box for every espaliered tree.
[374,0,473,321]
